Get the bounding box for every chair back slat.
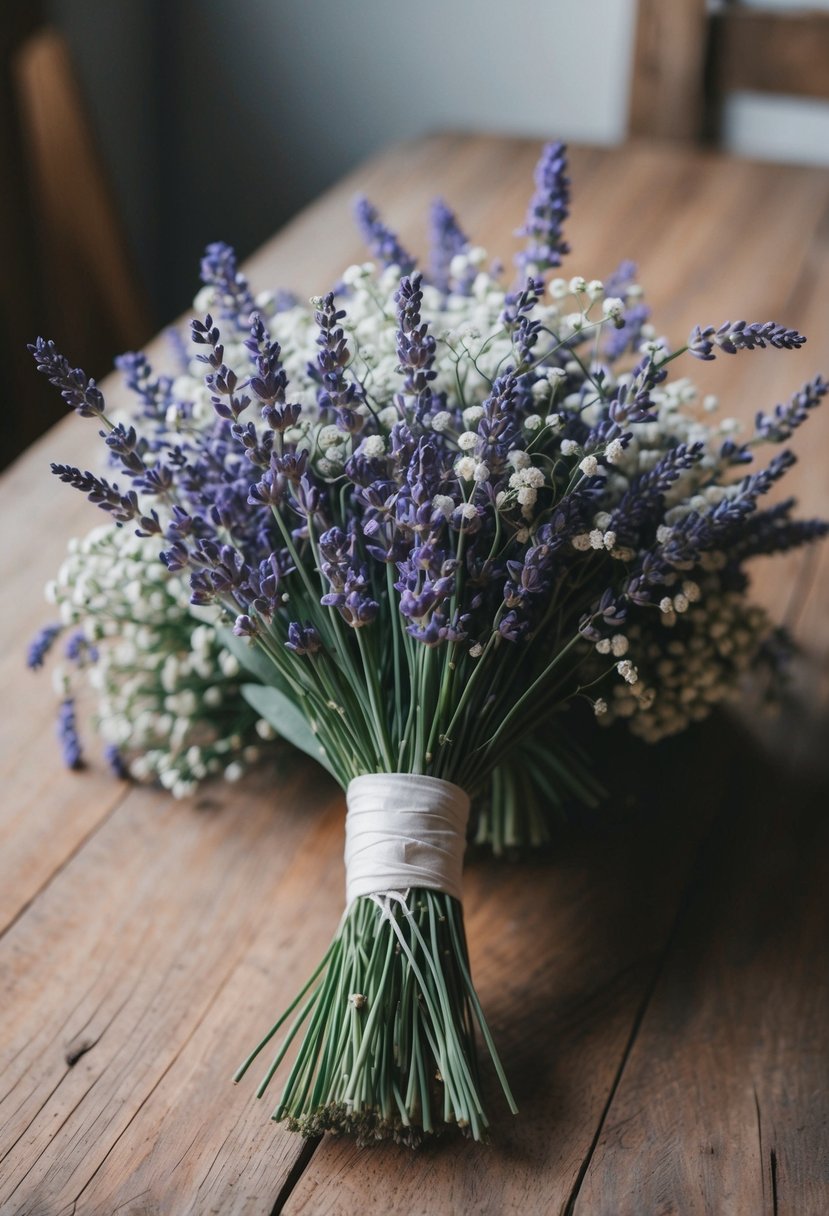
[630,1,829,142]
[713,7,829,103]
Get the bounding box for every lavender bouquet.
[33,142,826,1144]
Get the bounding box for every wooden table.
[2,135,828,1215]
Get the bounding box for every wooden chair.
[1,3,153,469]
[629,1,829,143]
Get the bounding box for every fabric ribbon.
[344,773,470,906]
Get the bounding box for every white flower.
[605,439,625,465]
[571,533,592,551]
[360,435,386,458]
[549,277,569,300]
[659,597,674,614]
[593,698,608,717]
[459,503,478,520]
[507,449,531,470]
[469,643,483,658]
[610,634,629,657]
[317,424,342,450]
[524,414,543,431]
[602,296,624,320]
[224,762,244,783]
[545,412,562,430]
[595,638,611,655]
[579,455,599,477]
[454,456,476,481]
[462,405,484,427]
[430,410,451,432]
[617,659,639,685]
[473,462,490,482]
[560,438,578,456]
[432,494,455,519]
[509,466,545,490]
[516,486,537,507]
[587,279,604,300]
[457,430,478,451]
[219,651,240,678]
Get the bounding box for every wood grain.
[714,7,829,104]
[628,0,709,141]
[573,726,829,1216]
[1,134,828,1214]
[0,769,339,1216]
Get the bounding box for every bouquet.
[32,142,826,1144]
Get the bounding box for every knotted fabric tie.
[344,773,470,906]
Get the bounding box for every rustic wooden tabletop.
[1,134,828,1216]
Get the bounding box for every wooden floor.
[1,135,828,1215]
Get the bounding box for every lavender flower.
[429,198,472,293]
[27,623,62,670]
[57,698,83,769]
[29,338,105,418]
[200,241,257,331]
[515,141,570,277]
[354,196,416,274]
[688,319,806,360]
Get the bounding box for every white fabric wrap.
[344,774,470,906]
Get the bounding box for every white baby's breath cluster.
[45,522,274,796]
[595,578,772,742]
[189,261,639,496]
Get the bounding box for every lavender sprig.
[28,338,105,418]
[429,198,472,293]
[57,698,83,769]
[515,140,570,277]
[27,623,62,670]
[354,196,416,274]
[688,319,806,360]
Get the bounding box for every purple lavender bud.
[29,338,106,418]
[353,196,416,274]
[57,698,83,770]
[498,611,528,642]
[51,464,140,524]
[755,374,828,442]
[515,141,570,277]
[200,242,257,330]
[115,351,174,423]
[688,320,806,361]
[65,630,98,664]
[429,198,472,293]
[27,623,62,670]
[105,744,130,780]
[233,614,259,637]
[285,621,322,655]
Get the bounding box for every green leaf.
[218,627,280,686]
[241,683,336,778]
